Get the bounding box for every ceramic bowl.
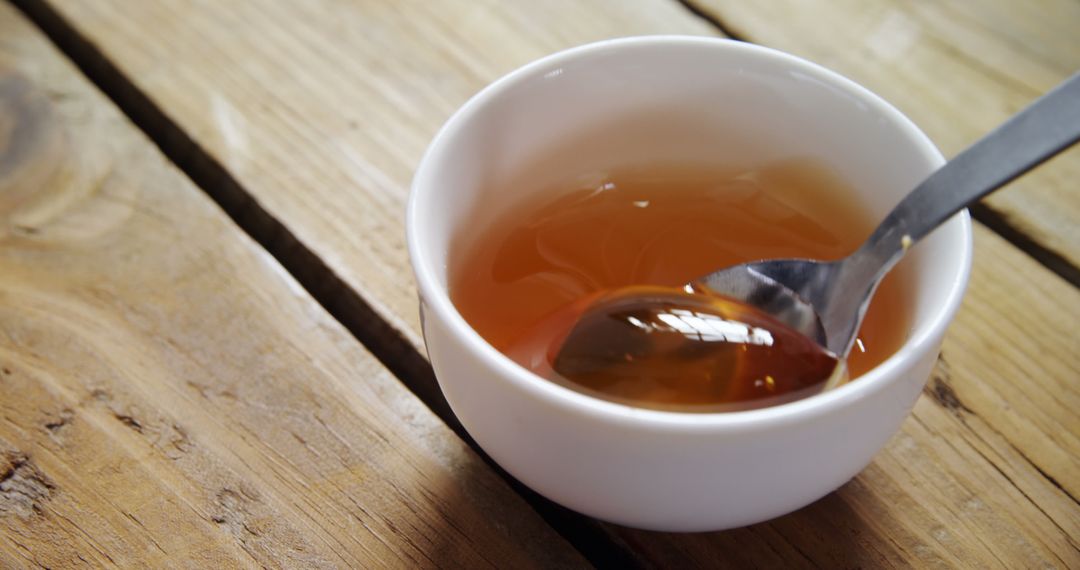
[407,37,971,531]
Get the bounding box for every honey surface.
[452,160,910,411]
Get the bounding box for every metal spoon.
[696,72,1080,359]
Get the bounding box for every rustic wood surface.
[38,0,719,352]
[690,0,1080,270]
[3,0,1079,567]
[0,4,585,568]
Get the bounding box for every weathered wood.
[29,0,716,354]
[690,0,1080,272]
[17,0,1080,566]
[0,5,585,568]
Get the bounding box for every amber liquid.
[451,160,911,412]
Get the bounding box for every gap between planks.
[6,0,644,567]
[675,0,750,41]
[675,0,1080,288]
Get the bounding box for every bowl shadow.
[611,474,910,568]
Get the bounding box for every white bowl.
[408,37,971,532]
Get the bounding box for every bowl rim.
[407,35,973,431]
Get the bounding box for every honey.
[451,159,910,412]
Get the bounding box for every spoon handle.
[859,72,1080,271]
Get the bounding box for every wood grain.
[0,4,585,567]
[16,0,1080,566]
[689,0,1080,271]
[32,0,717,353]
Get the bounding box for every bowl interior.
[410,37,969,420]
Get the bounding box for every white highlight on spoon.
[650,310,774,346]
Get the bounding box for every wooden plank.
[30,0,718,352]
[0,4,585,567]
[689,0,1080,271]
[28,0,1079,565]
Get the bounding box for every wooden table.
[1,1,1076,567]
